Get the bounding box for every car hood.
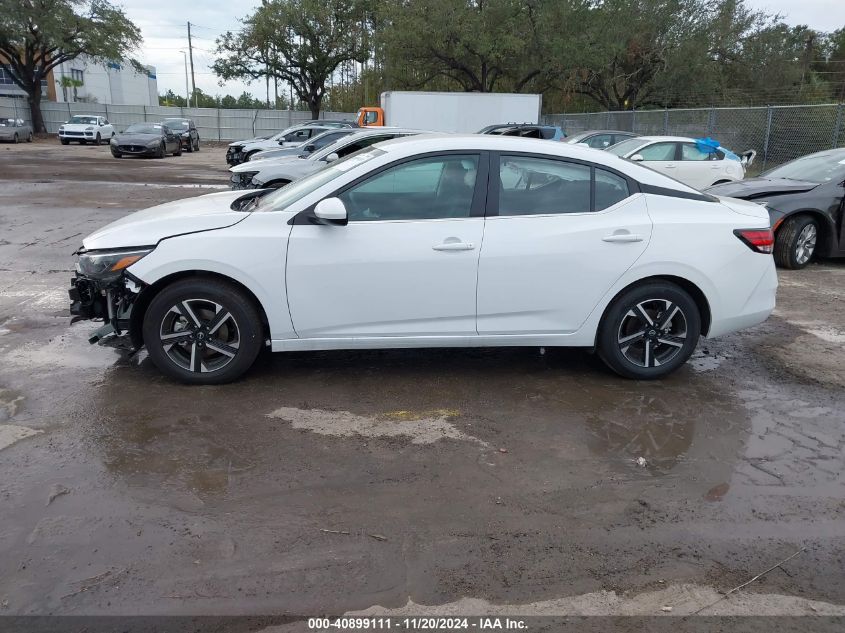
[228,136,268,147]
[231,155,303,173]
[61,123,98,131]
[82,191,251,250]
[705,177,818,199]
[253,159,321,182]
[113,133,162,144]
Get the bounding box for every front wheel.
[26,132,32,142]
[95,132,101,145]
[193,138,200,152]
[60,138,69,145]
[774,215,817,269]
[597,282,701,380]
[156,142,166,158]
[173,143,182,156]
[142,278,264,384]
[13,133,18,143]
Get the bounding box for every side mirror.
[314,197,347,223]
[630,154,644,162]
[325,152,340,163]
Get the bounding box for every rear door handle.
[602,233,644,243]
[433,240,475,251]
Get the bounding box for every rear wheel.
[774,215,817,269]
[142,278,264,384]
[597,282,701,379]
[194,137,200,152]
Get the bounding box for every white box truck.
[356,91,542,133]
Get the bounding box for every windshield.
[564,132,590,144]
[163,119,188,130]
[268,125,304,141]
[762,151,845,184]
[0,118,15,126]
[257,149,386,213]
[124,123,162,134]
[68,116,98,125]
[606,138,648,156]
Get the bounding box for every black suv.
[162,118,200,152]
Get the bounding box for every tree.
[159,89,186,107]
[379,0,573,93]
[214,0,371,118]
[0,0,141,132]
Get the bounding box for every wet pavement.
[0,142,843,616]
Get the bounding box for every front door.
[477,154,652,335]
[286,153,486,338]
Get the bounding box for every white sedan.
[58,115,114,145]
[69,135,777,384]
[606,136,749,189]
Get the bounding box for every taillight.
[734,228,774,254]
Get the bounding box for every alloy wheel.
[794,223,816,266]
[617,299,688,368]
[159,299,240,373]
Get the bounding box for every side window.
[338,154,479,222]
[498,156,591,215]
[336,135,390,158]
[364,111,378,124]
[680,143,712,161]
[586,134,614,149]
[595,169,630,210]
[637,142,677,161]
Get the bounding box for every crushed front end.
[69,247,153,345]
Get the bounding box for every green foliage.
[214,0,371,118]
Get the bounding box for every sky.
[123,0,845,103]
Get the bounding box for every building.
[0,55,157,105]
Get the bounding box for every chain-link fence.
[0,97,355,142]
[544,104,845,173]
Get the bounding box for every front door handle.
[433,238,475,251]
[603,233,644,243]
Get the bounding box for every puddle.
[348,583,845,616]
[267,406,488,446]
[0,423,42,451]
[5,322,119,371]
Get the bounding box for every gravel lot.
[0,140,843,619]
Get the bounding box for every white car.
[226,124,333,165]
[69,135,777,384]
[58,115,114,145]
[229,128,422,190]
[606,136,749,190]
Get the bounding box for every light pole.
[179,51,190,107]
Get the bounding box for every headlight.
[59,126,65,132]
[147,139,161,147]
[76,247,153,281]
[109,137,118,145]
[85,126,94,131]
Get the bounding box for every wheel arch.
[129,270,271,349]
[594,274,712,347]
[775,209,835,255]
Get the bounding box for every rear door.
[635,142,680,180]
[476,153,651,335]
[678,142,721,188]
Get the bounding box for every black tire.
[186,137,193,153]
[597,282,701,380]
[142,277,264,384]
[194,138,200,152]
[173,143,182,156]
[111,151,122,158]
[95,132,101,145]
[774,214,818,269]
[156,142,166,158]
[13,133,18,144]
[60,138,69,145]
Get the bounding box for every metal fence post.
[707,106,715,137]
[832,103,843,149]
[631,108,637,133]
[68,102,72,120]
[217,108,221,142]
[762,105,773,171]
[663,108,669,135]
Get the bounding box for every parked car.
[58,115,114,145]
[247,128,357,163]
[226,123,338,165]
[229,128,422,189]
[479,123,566,140]
[110,122,182,158]
[706,148,845,269]
[69,134,776,384]
[0,118,32,143]
[606,136,751,190]
[161,118,200,152]
[565,130,638,149]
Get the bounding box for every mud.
[0,143,843,616]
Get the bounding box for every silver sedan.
[0,118,33,143]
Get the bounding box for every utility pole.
[187,21,197,108]
[180,51,189,106]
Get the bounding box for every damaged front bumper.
[69,272,143,345]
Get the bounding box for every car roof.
[373,134,703,193]
[572,130,637,136]
[632,136,695,143]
